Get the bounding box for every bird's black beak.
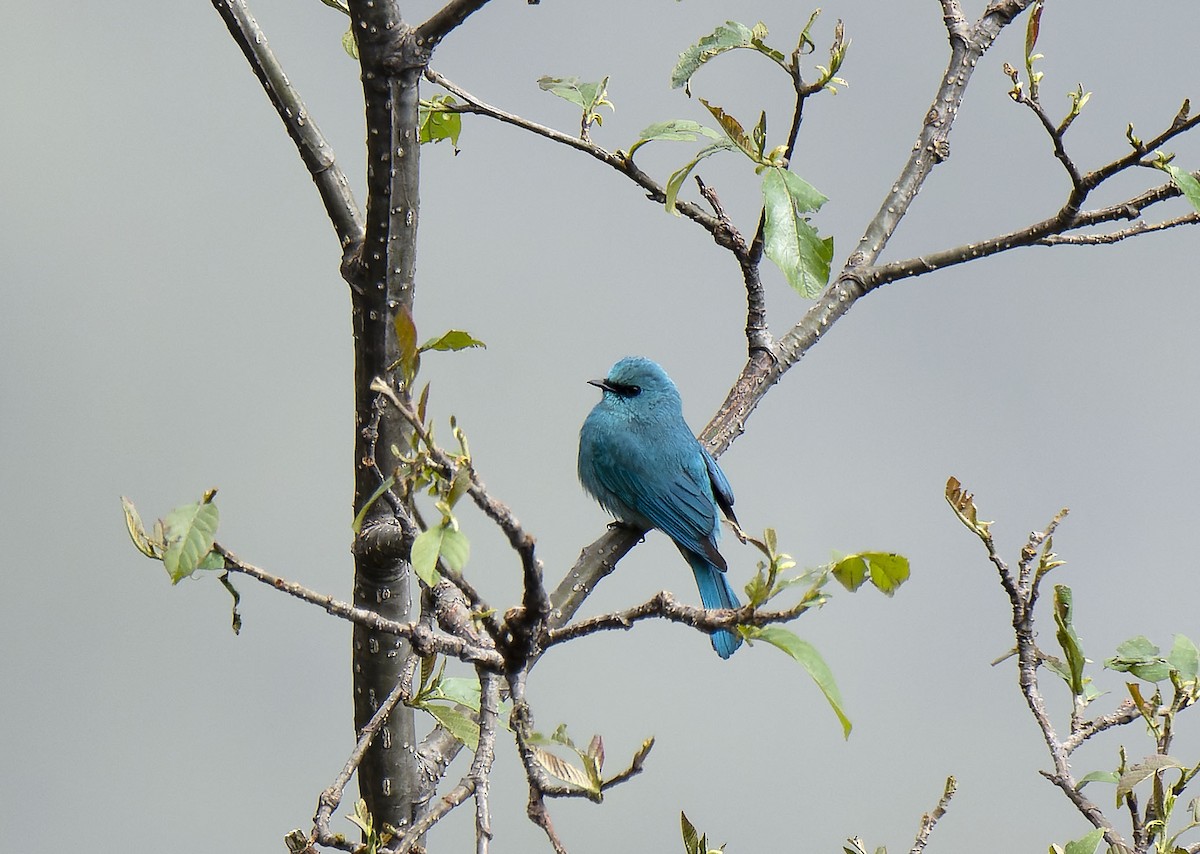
[588,378,616,391]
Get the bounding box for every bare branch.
[908,776,957,854]
[1039,211,1200,245]
[1063,700,1139,754]
[695,176,771,353]
[314,672,415,849]
[210,0,364,249]
[416,0,493,49]
[213,543,504,667]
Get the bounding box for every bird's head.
[587,356,682,411]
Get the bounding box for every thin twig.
[314,673,414,848]
[909,776,957,854]
[423,68,726,239]
[213,542,504,667]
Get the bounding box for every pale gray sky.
[4,2,1200,852]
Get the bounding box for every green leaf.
[536,76,613,123]
[439,526,470,572]
[1076,770,1120,788]
[410,527,444,587]
[831,554,867,592]
[761,167,832,298]
[751,626,851,738]
[446,465,472,509]
[419,330,486,353]
[830,553,906,596]
[1053,585,1087,696]
[671,21,761,92]
[121,496,159,558]
[1116,754,1187,802]
[341,27,358,60]
[426,675,482,710]
[161,493,220,584]
[1164,164,1200,213]
[352,475,396,535]
[626,120,723,157]
[1061,827,1104,854]
[1106,636,1172,682]
[418,96,462,150]
[1168,634,1200,682]
[681,812,703,854]
[664,139,736,214]
[863,552,909,596]
[420,702,480,751]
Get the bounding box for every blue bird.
[578,356,743,658]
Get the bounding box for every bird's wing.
[700,446,737,525]
[597,451,727,572]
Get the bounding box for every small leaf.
[418,95,462,150]
[342,28,358,60]
[1025,0,1043,61]
[635,119,724,144]
[863,552,909,596]
[420,702,480,751]
[626,120,724,158]
[945,477,993,538]
[427,675,482,710]
[419,330,486,353]
[1106,636,1172,682]
[446,465,472,509]
[1163,164,1200,213]
[681,812,703,854]
[761,167,832,298]
[698,99,759,162]
[1168,634,1200,682]
[664,139,736,214]
[218,572,242,635]
[352,475,396,534]
[121,496,159,559]
[1061,827,1104,854]
[831,554,867,592]
[161,494,220,584]
[587,734,605,771]
[439,526,470,572]
[394,306,420,387]
[1116,755,1187,802]
[1053,585,1087,696]
[1076,770,1120,788]
[671,21,759,91]
[533,746,596,791]
[750,626,851,737]
[537,76,613,121]
[410,527,444,587]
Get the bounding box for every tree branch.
[210,0,364,249]
[908,776,956,854]
[213,543,503,667]
[422,69,727,240]
[416,0,494,49]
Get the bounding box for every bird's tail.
[686,552,743,659]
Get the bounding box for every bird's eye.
[611,382,641,397]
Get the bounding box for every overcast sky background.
[4,1,1200,852]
